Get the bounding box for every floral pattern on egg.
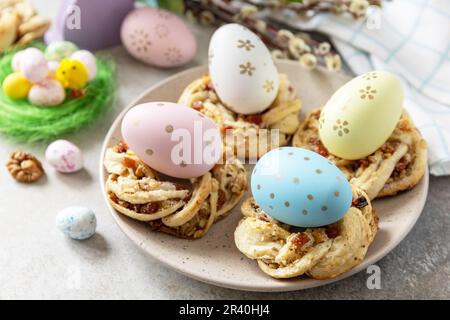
[359,86,377,100]
[208,23,279,115]
[319,71,403,160]
[121,8,196,68]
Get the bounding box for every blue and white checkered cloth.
[290,0,450,175]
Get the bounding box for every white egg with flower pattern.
[319,71,403,160]
[208,23,279,115]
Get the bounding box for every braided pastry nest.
[293,109,427,200]
[178,73,301,159]
[104,143,248,239]
[235,186,378,280]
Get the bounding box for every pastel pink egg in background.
[121,102,222,179]
[28,79,66,107]
[18,48,49,83]
[120,8,197,68]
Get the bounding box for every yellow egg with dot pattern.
[319,71,403,160]
[56,58,89,90]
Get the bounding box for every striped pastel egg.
[251,147,352,227]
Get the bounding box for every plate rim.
[99,61,429,292]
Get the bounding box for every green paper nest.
[0,43,115,143]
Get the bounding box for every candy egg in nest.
[28,79,66,106]
[121,8,197,68]
[208,23,280,115]
[251,147,352,227]
[18,48,49,83]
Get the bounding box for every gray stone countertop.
[0,0,448,300]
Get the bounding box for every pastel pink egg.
[45,140,84,173]
[28,79,66,107]
[121,8,197,68]
[19,48,49,83]
[121,102,222,179]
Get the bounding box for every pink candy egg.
[121,8,197,68]
[45,140,84,173]
[121,102,222,179]
[19,48,49,83]
[28,79,66,107]
[71,50,97,81]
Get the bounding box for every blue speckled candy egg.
[251,147,352,227]
[56,206,97,240]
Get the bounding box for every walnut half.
[6,151,44,183]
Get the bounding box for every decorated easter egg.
[11,50,24,72]
[2,72,32,99]
[45,41,79,61]
[47,61,60,78]
[45,140,84,173]
[56,58,89,90]
[121,102,222,179]
[56,206,97,240]
[251,147,352,227]
[71,50,97,81]
[28,79,66,106]
[121,8,197,68]
[319,71,403,160]
[208,24,279,115]
[19,48,49,83]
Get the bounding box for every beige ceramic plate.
[100,61,429,292]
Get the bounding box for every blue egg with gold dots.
[251,147,352,227]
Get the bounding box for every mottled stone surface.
[0,1,448,300]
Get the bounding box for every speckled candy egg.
[121,8,197,68]
[121,102,222,179]
[28,79,66,107]
[56,206,96,240]
[208,24,279,115]
[45,140,84,173]
[45,41,79,62]
[251,147,352,227]
[71,50,97,81]
[319,71,403,160]
[19,48,49,83]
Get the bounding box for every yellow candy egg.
[2,72,33,100]
[319,71,403,160]
[56,58,89,90]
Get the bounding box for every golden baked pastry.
[104,142,248,239]
[0,0,50,52]
[293,109,427,200]
[178,74,301,159]
[234,186,378,280]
